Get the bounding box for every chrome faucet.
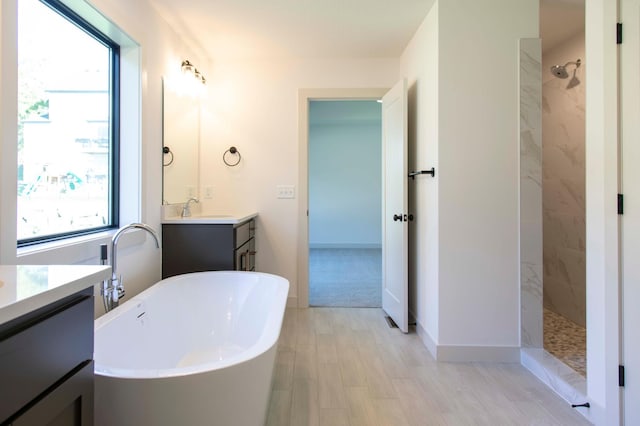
[181,197,199,217]
[102,223,160,312]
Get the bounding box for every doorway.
[307,100,382,307]
[296,88,388,308]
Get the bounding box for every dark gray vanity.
[162,214,257,279]
[0,265,111,426]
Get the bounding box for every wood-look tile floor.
[267,308,591,426]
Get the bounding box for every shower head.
[550,59,582,79]
[550,65,569,79]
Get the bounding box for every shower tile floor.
[309,248,381,307]
[544,308,587,377]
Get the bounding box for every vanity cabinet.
[162,218,256,279]
[0,288,94,426]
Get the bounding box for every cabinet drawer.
[0,296,93,423]
[234,219,254,249]
[11,360,94,426]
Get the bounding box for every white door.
[621,0,640,422]
[381,79,409,333]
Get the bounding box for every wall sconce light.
[194,69,206,85]
[182,59,206,85]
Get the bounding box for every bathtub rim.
[94,270,289,379]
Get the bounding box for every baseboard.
[286,296,298,308]
[308,243,382,249]
[415,322,520,363]
[436,344,521,363]
[416,321,438,359]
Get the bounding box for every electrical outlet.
[204,186,213,199]
[187,186,196,197]
[277,185,295,199]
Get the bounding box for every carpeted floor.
[544,308,587,377]
[309,248,381,307]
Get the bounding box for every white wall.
[436,0,538,353]
[309,106,381,248]
[585,0,621,423]
[401,0,538,360]
[0,0,18,265]
[0,0,209,317]
[198,58,399,299]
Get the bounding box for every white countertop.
[0,265,111,326]
[162,211,258,225]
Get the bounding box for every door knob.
[393,214,403,222]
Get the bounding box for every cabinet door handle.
[239,251,247,271]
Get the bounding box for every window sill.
[17,228,149,265]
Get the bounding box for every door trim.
[297,88,389,308]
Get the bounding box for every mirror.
[162,78,200,205]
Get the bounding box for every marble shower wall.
[520,38,543,348]
[541,33,586,328]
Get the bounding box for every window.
[17,0,119,246]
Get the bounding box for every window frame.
[17,0,120,247]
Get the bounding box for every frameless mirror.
[162,78,200,204]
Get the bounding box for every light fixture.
[194,69,206,85]
[181,60,195,74]
[181,59,206,85]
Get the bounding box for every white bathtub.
[94,271,289,426]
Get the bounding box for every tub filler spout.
[102,223,160,312]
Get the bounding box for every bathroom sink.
[162,212,258,225]
[191,214,236,220]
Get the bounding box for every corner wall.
[435,0,538,358]
[400,2,439,349]
[401,0,538,360]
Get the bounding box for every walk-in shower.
[543,51,586,377]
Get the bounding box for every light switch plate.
[277,185,295,199]
[204,186,213,199]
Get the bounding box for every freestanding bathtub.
[94,271,289,426]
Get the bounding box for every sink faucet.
[181,197,199,217]
[102,223,160,312]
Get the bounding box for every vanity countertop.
[0,265,111,326]
[162,211,258,225]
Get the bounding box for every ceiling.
[148,0,435,61]
[149,0,584,62]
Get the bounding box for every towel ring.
[223,146,241,167]
[163,146,174,166]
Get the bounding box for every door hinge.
[619,365,625,387]
[618,194,624,215]
[617,23,623,44]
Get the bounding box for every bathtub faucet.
[102,223,160,312]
